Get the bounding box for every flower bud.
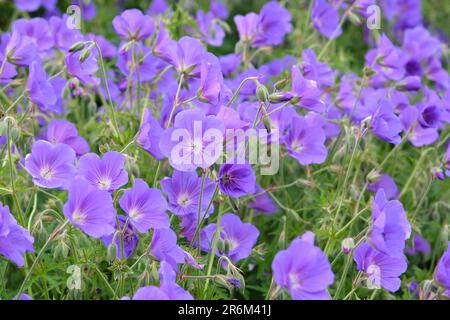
[273,78,288,90]
[268,92,294,104]
[69,41,86,53]
[107,242,118,261]
[256,84,269,103]
[341,238,355,254]
[79,48,92,63]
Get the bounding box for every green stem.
[203,203,224,296]
[225,77,259,108]
[166,73,184,128]
[17,220,69,298]
[93,42,123,144]
[6,118,24,225]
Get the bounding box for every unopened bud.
[268,92,294,104]
[341,238,355,254]
[107,242,118,261]
[256,85,269,103]
[273,78,288,90]
[79,48,92,62]
[69,41,86,53]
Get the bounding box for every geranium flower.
[77,151,128,192]
[272,232,334,300]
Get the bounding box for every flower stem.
[93,42,123,145]
[17,220,69,298]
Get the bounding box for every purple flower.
[272,233,334,300]
[311,0,342,39]
[117,43,159,82]
[5,30,37,66]
[218,164,256,198]
[12,18,54,53]
[87,34,116,59]
[234,13,260,45]
[254,1,292,47]
[63,178,116,238]
[436,243,450,293]
[198,52,224,104]
[217,105,249,131]
[369,189,411,257]
[119,179,169,233]
[290,65,325,113]
[14,0,42,11]
[130,261,193,300]
[161,170,216,217]
[102,215,138,259]
[284,115,328,165]
[77,151,128,192]
[370,100,403,145]
[137,108,165,160]
[248,185,278,215]
[14,293,33,300]
[65,50,100,86]
[112,9,155,41]
[400,107,439,147]
[14,0,56,12]
[0,36,17,81]
[194,10,225,47]
[49,15,84,51]
[27,61,57,111]
[72,0,97,20]
[201,213,259,263]
[159,109,225,172]
[211,0,229,20]
[366,34,405,82]
[151,228,201,271]
[406,235,431,256]
[159,260,194,299]
[368,174,400,200]
[128,286,169,300]
[301,49,334,87]
[354,242,407,292]
[157,36,206,77]
[219,53,241,77]
[25,140,76,189]
[147,0,170,16]
[45,119,89,156]
[0,202,34,268]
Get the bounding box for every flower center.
[191,139,203,153]
[40,166,54,180]
[72,209,86,225]
[177,193,192,208]
[129,207,142,221]
[98,177,112,190]
[288,272,301,289]
[291,140,303,153]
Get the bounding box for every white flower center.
[40,166,54,180]
[129,207,142,221]
[289,272,301,289]
[291,139,303,153]
[72,209,86,225]
[177,193,192,208]
[98,177,112,190]
[191,139,203,153]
